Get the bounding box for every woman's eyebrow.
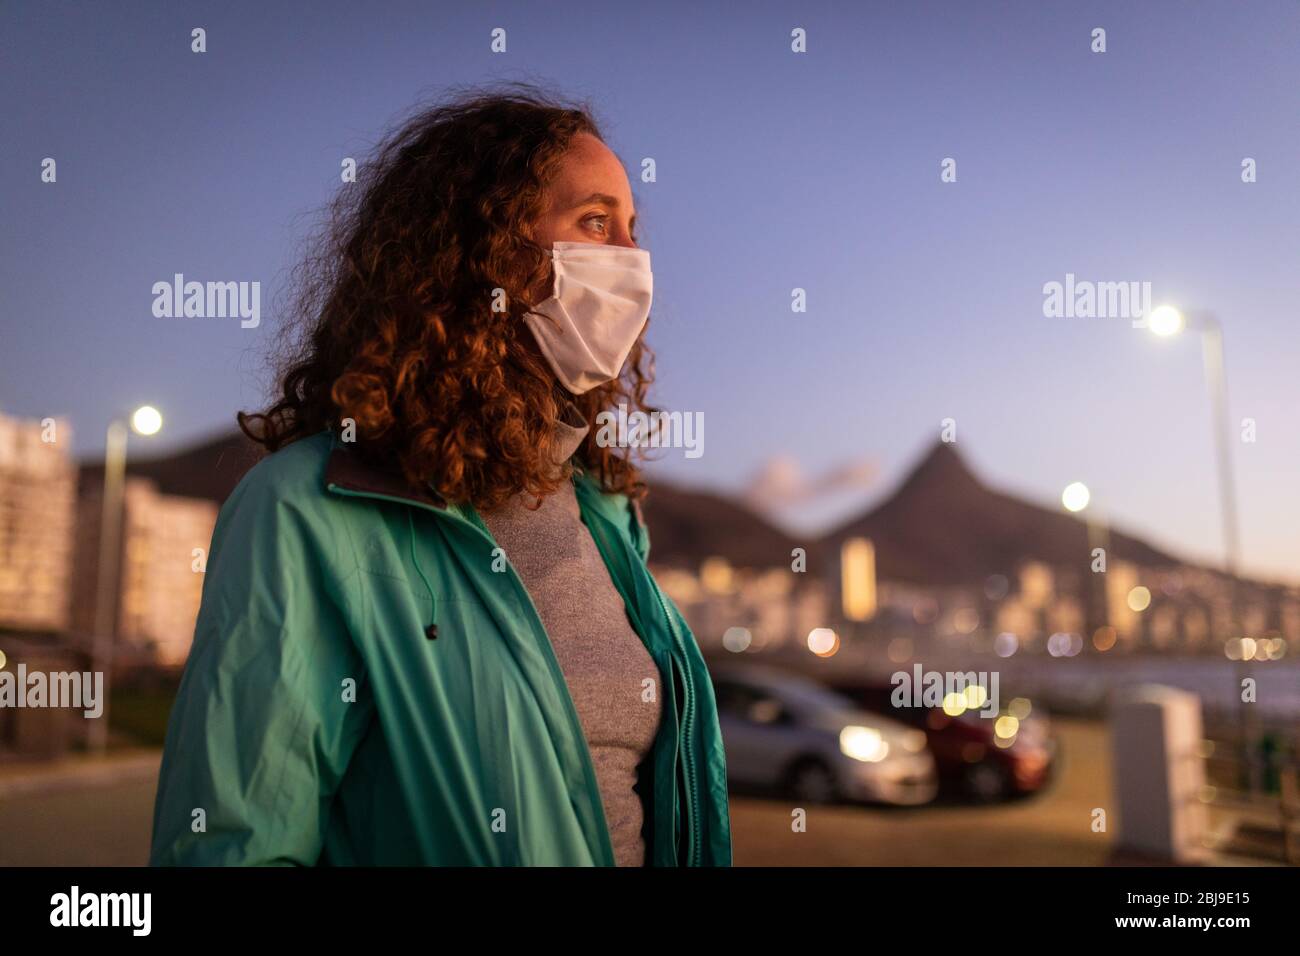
[572,191,621,209]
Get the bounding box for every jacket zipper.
[568,476,703,866]
[652,579,701,867]
[325,480,617,866]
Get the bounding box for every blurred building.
[0,413,77,633]
[863,555,1296,662]
[73,477,217,668]
[655,557,830,653]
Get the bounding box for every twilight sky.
[3,0,1298,582]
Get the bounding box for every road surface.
[0,719,1114,866]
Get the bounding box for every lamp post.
[1062,481,1113,642]
[1062,480,1114,553]
[1144,305,1255,789]
[87,405,162,754]
[1146,306,1240,576]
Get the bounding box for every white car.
[711,662,938,806]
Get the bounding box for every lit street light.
[1145,304,1254,789]
[1060,480,1109,550]
[87,405,163,754]
[1147,304,1185,338]
[1143,305,1240,574]
[131,405,163,436]
[1062,481,1112,645]
[1061,481,1091,513]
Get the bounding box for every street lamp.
[1061,481,1091,513]
[1061,480,1110,551]
[1062,481,1113,645]
[1142,306,1240,575]
[87,405,163,754]
[1144,305,1254,787]
[1147,304,1185,338]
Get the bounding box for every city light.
[721,626,752,653]
[1147,304,1185,338]
[700,556,734,594]
[1127,586,1152,612]
[1047,631,1084,657]
[952,607,980,635]
[131,405,164,436]
[1008,697,1032,720]
[1061,481,1090,513]
[807,627,839,657]
[840,537,877,621]
[1093,625,1118,651]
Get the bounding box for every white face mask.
[524,241,653,394]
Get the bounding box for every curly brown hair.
[238,83,656,510]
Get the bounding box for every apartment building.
[73,477,217,668]
[0,413,77,633]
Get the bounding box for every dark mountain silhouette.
[638,482,800,570]
[78,430,798,570]
[818,441,1182,586]
[79,430,263,504]
[83,432,1246,586]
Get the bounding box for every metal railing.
[1202,733,1300,864]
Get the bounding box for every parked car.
[833,682,1056,802]
[711,663,938,806]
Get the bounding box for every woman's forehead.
[550,135,634,207]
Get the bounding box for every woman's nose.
[609,224,638,249]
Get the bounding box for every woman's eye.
[583,215,607,234]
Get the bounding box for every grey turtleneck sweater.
[479,403,662,866]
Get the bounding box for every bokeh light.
[840,726,888,763]
[807,627,839,657]
[130,405,163,436]
[952,607,980,635]
[1061,481,1090,513]
[1148,304,1185,337]
[722,626,752,653]
[1126,586,1152,612]
[887,637,913,663]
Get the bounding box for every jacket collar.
[321,430,597,514]
[323,434,449,511]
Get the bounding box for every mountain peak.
[899,440,983,496]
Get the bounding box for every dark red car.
[831,682,1057,802]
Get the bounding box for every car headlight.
[840,725,890,763]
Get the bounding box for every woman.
[149,86,732,866]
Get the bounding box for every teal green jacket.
[149,430,731,866]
